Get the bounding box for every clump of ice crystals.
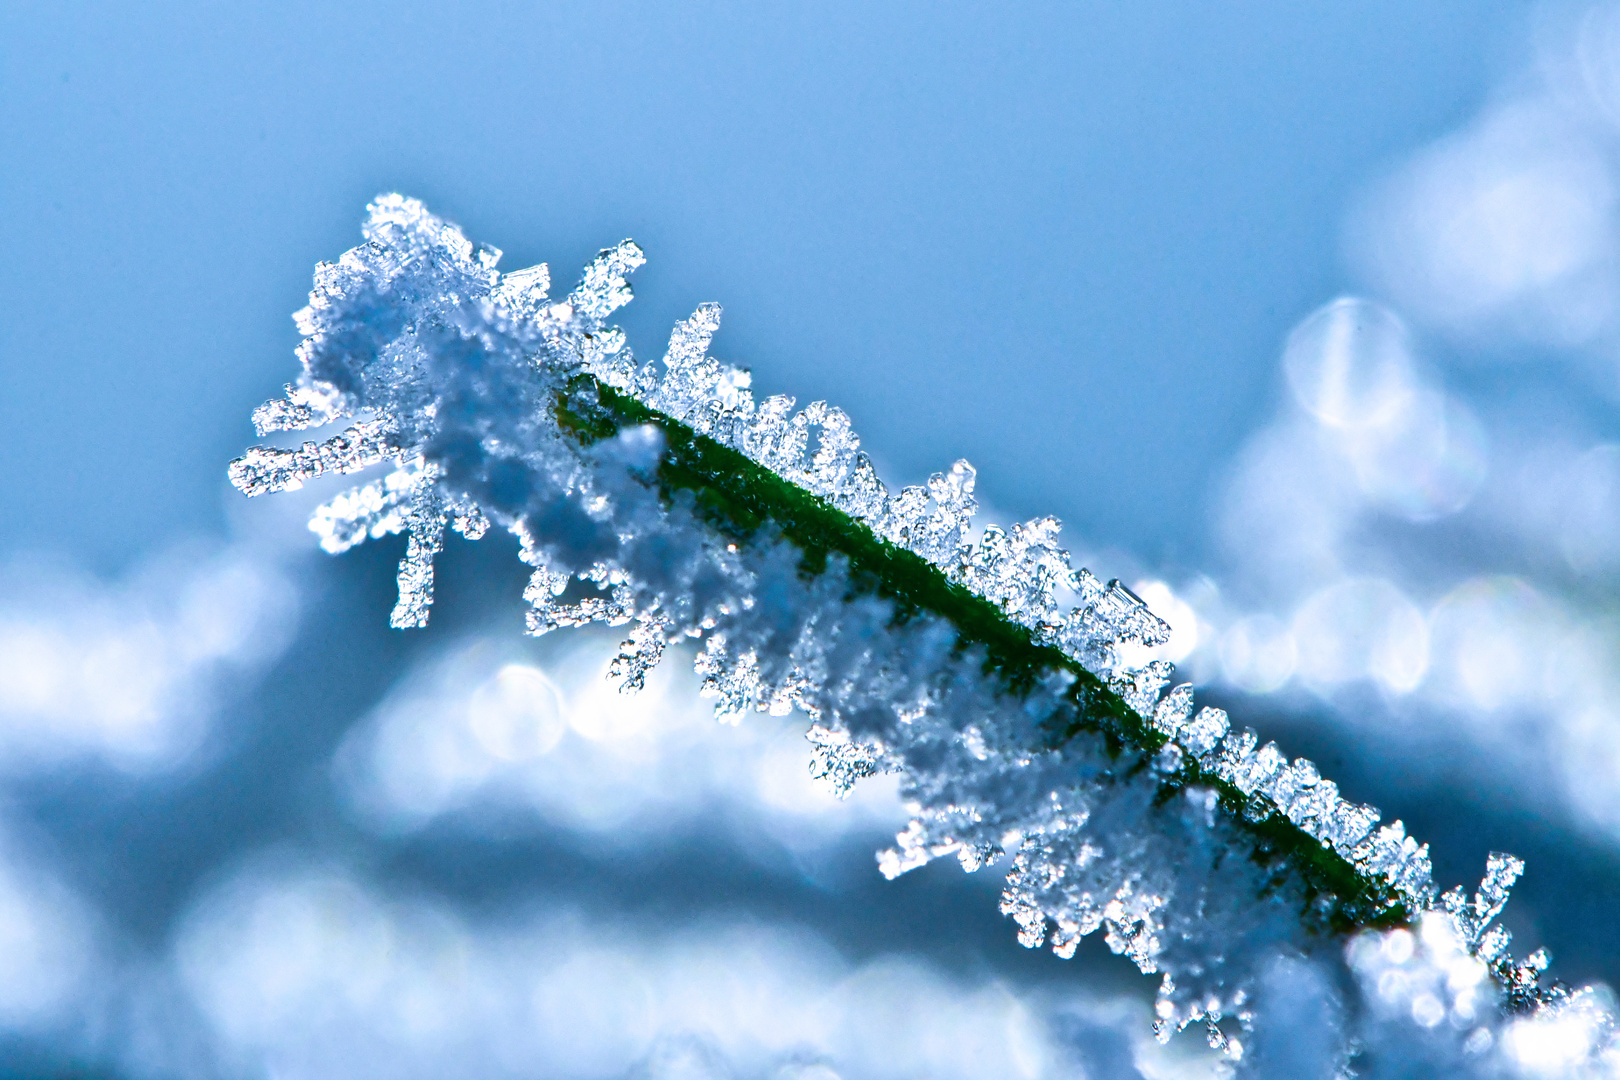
[1341,895,1620,1079]
[231,196,1602,1075]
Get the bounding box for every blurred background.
[5,1,1618,1076]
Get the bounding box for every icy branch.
[229,195,1609,1075]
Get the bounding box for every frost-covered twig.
[229,196,1614,1074]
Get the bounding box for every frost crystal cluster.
[231,196,1613,1076]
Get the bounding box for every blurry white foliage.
[337,635,905,846]
[1216,299,1486,665]
[0,543,298,771]
[1213,298,1482,701]
[1426,578,1567,716]
[1283,298,1416,431]
[1218,615,1298,695]
[1496,439,1620,576]
[1546,443,1620,572]
[1184,5,1620,869]
[0,846,95,1030]
[1281,299,1487,524]
[1366,107,1616,345]
[1349,3,1620,359]
[175,863,1202,1080]
[1335,7,1620,834]
[1291,577,1430,696]
[1205,288,1620,843]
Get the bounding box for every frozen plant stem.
[230,196,1588,1063]
[563,378,1405,923]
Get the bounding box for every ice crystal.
[227,419,395,496]
[229,195,1598,1074]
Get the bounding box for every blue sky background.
[20,3,1620,1078]
[2,0,1520,570]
